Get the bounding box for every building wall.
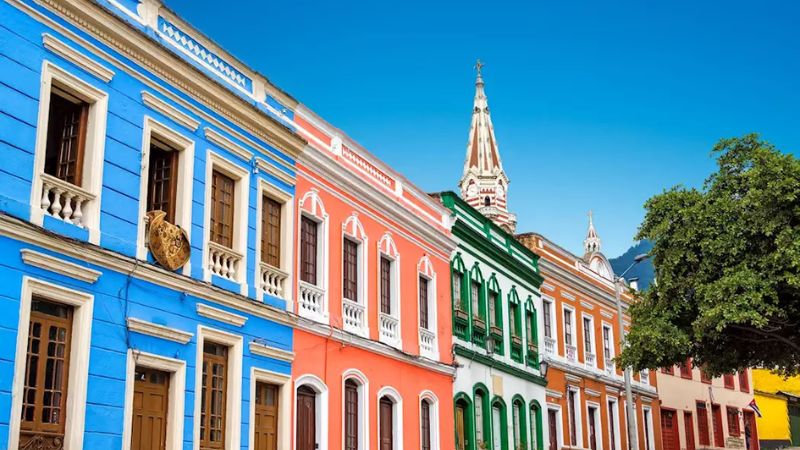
[752,369,799,448]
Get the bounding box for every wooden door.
[131,367,170,450]
[684,411,695,450]
[253,382,279,450]
[711,405,724,447]
[588,407,597,450]
[296,386,316,450]
[380,397,394,450]
[743,411,759,450]
[660,409,678,450]
[548,410,558,450]
[455,403,467,450]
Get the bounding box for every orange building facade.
[289,105,458,450]
[517,225,662,450]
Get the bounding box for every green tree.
[618,134,800,376]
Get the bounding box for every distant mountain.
[610,240,655,290]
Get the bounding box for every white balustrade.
[605,359,616,375]
[379,313,399,344]
[640,369,650,385]
[585,352,596,368]
[298,281,325,318]
[342,299,365,333]
[40,173,95,227]
[419,328,437,357]
[207,241,242,282]
[544,336,556,355]
[259,262,288,298]
[565,344,577,362]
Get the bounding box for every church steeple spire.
[459,60,516,233]
[584,210,602,254]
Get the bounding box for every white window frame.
[419,391,440,450]
[566,386,583,448]
[192,326,243,450]
[341,213,368,337]
[8,276,94,450]
[542,297,555,340]
[135,116,195,274]
[30,61,108,244]
[202,150,250,294]
[642,406,655,450]
[121,350,186,450]
[582,313,596,367]
[418,256,438,360]
[586,402,604,450]
[607,398,622,450]
[562,304,577,361]
[254,178,294,303]
[377,386,404,450]
[341,369,369,450]
[602,322,615,362]
[294,374,329,450]
[249,368,292,450]
[377,233,401,348]
[297,189,330,323]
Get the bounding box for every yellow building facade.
[752,369,800,449]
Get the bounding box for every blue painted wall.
[0,0,300,448]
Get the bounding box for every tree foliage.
[618,134,800,376]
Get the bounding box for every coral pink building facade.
[289,105,457,450]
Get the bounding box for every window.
[380,257,392,315]
[20,298,74,448]
[343,238,359,301]
[488,290,499,328]
[421,399,432,450]
[210,170,235,248]
[738,371,750,392]
[200,342,228,449]
[700,368,711,384]
[345,380,359,450]
[300,216,318,285]
[543,301,552,338]
[261,196,282,267]
[662,366,674,376]
[680,359,692,379]
[568,390,578,446]
[723,374,735,389]
[419,276,430,329]
[379,396,395,450]
[510,302,520,336]
[711,404,724,447]
[512,400,525,450]
[643,408,654,450]
[727,407,740,436]
[608,399,620,450]
[475,391,486,444]
[564,309,573,346]
[146,137,179,222]
[455,398,470,450]
[583,317,593,357]
[44,86,88,186]
[453,271,464,310]
[696,402,710,446]
[602,326,613,362]
[471,281,482,319]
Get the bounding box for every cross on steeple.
[474,59,484,76]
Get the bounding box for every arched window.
[529,401,543,450]
[454,394,474,450]
[508,288,523,363]
[298,189,329,322]
[342,370,368,450]
[524,296,539,367]
[490,397,508,450]
[473,385,492,449]
[487,275,503,355]
[512,396,528,450]
[451,254,469,339]
[295,375,328,450]
[378,388,403,450]
[484,196,491,206]
[421,399,432,450]
[469,263,487,348]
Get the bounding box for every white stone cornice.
[127,317,193,344]
[204,127,254,162]
[42,32,114,82]
[256,157,295,186]
[141,91,200,131]
[20,249,102,283]
[249,340,294,362]
[585,388,601,398]
[0,214,296,327]
[546,389,563,399]
[197,303,247,327]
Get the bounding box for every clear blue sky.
[165,0,799,257]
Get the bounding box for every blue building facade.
[0,0,306,448]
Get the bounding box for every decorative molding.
[546,389,563,399]
[453,346,547,386]
[561,291,576,301]
[197,303,247,327]
[256,157,295,186]
[565,373,583,383]
[249,340,294,362]
[20,248,102,283]
[600,309,614,319]
[580,300,595,310]
[541,282,555,292]
[127,317,193,344]
[0,214,296,327]
[605,385,621,395]
[585,389,601,398]
[205,127,254,161]
[42,32,114,81]
[141,91,200,131]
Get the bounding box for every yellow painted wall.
[754,392,789,441]
[753,369,800,395]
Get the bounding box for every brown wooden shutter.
[343,238,358,301]
[712,404,724,446]
[44,87,88,186]
[296,386,316,450]
[344,380,359,450]
[421,399,431,450]
[253,382,279,450]
[455,402,466,450]
[131,367,170,450]
[210,170,235,248]
[299,217,318,285]
[380,257,392,314]
[261,196,282,267]
[379,397,393,450]
[419,277,429,329]
[684,411,696,450]
[147,139,179,223]
[20,298,73,449]
[697,403,710,446]
[200,342,228,450]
